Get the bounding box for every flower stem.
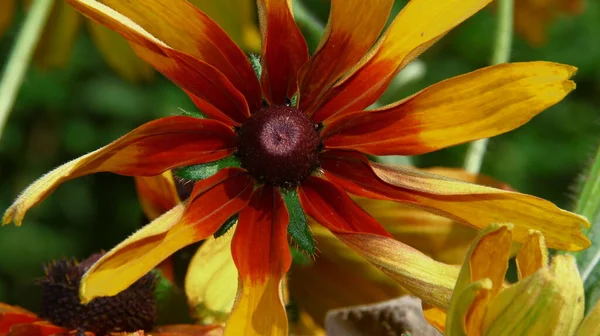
[464,0,513,174]
[0,0,54,141]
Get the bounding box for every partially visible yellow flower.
[427,224,587,335]
[513,0,584,46]
[0,0,260,81]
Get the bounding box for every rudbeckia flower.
[513,0,584,45]
[0,254,223,336]
[2,0,590,334]
[428,224,598,336]
[0,0,259,81]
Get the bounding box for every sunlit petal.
[258,0,309,104]
[320,151,590,251]
[323,62,576,155]
[81,169,253,302]
[225,186,290,336]
[298,0,393,114]
[312,0,492,122]
[515,230,548,281]
[3,117,236,226]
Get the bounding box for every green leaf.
[573,145,600,312]
[249,53,262,79]
[214,214,238,239]
[174,155,240,181]
[177,107,208,119]
[281,189,315,255]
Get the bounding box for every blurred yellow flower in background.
[0,0,260,82]
[513,0,584,45]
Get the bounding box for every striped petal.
[80,168,253,302]
[87,21,154,82]
[320,151,590,251]
[225,186,291,336]
[67,0,260,125]
[135,171,180,221]
[3,117,235,226]
[322,62,576,155]
[258,0,309,104]
[298,0,393,114]
[299,177,458,308]
[312,0,492,122]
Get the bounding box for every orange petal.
[0,304,40,335]
[6,322,68,336]
[320,151,590,251]
[516,230,548,280]
[312,0,492,122]
[66,0,260,124]
[153,324,223,336]
[86,21,154,82]
[80,169,253,302]
[258,0,309,104]
[225,186,291,336]
[335,233,460,309]
[298,176,391,237]
[298,0,393,114]
[322,62,576,155]
[3,117,235,226]
[135,171,180,221]
[423,304,447,334]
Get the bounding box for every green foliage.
[213,214,238,239]
[174,155,240,181]
[282,189,315,255]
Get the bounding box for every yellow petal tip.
[563,80,576,93]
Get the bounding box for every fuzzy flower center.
[237,106,321,188]
[38,253,157,335]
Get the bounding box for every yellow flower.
[0,0,260,81]
[425,223,594,336]
[513,0,584,45]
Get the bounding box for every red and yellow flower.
[2,0,590,334]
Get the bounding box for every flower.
[0,0,260,81]
[513,0,584,45]
[2,0,590,334]
[425,223,600,336]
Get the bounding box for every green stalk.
[0,0,55,141]
[464,0,513,174]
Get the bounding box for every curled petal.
[3,117,236,226]
[319,151,590,251]
[322,62,576,155]
[258,0,309,104]
[312,0,492,122]
[67,0,259,124]
[135,171,180,221]
[446,279,493,336]
[185,230,238,324]
[80,169,253,302]
[298,0,393,114]
[225,186,291,336]
[516,231,548,281]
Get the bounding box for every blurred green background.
[0,0,598,312]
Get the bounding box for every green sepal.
[282,189,315,255]
[174,155,240,181]
[177,107,208,119]
[289,93,299,108]
[214,214,238,239]
[249,53,262,79]
[290,246,312,265]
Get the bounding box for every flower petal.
[80,168,253,302]
[298,0,394,114]
[290,226,406,325]
[298,176,391,237]
[312,0,492,122]
[299,177,458,308]
[3,117,236,226]
[516,230,548,281]
[446,279,493,336]
[0,304,40,334]
[225,186,291,336]
[135,171,180,221]
[322,62,576,155]
[258,0,309,104]
[0,0,15,38]
[185,230,237,325]
[575,293,600,336]
[66,0,259,125]
[6,322,68,336]
[87,21,154,82]
[319,151,590,251]
[422,304,447,334]
[153,324,224,336]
